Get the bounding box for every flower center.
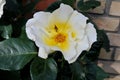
[54,33,66,43]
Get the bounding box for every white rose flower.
[26,3,97,64]
[0,0,6,18]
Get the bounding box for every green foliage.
[97,30,110,52]
[30,57,57,80]
[46,1,61,12]
[70,61,86,80]
[5,0,20,13]
[87,41,103,61]
[0,38,37,70]
[61,0,75,7]
[0,25,12,39]
[85,62,109,80]
[70,55,109,80]
[46,0,75,12]
[52,52,72,80]
[77,0,101,12]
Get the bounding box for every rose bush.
[26,3,97,63]
[0,0,110,80]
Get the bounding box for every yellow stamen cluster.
[54,33,66,43]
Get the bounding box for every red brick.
[114,48,120,60]
[98,60,120,74]
[109,1,120,16]
[99,48,113,60]
[105,75,120,80]
[107,33,120,47]
[93,17,119,31]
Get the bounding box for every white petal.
[74,36,89,62]
[67,36,90,64]
[38,47,54,59]
[38,47,48,59]
[50,3,73,24]
[33,11,51,27]
[68,10,88,28]
[26,12,51,45]
[76,36,90,53]
[68,11,88,40]
[0,0,6,18]
[26,25,35,41]
[62,42,77,63]
[26,11,51,29]
[67,36,89,63]
[86,23,97,46]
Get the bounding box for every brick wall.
[89,0,120,80]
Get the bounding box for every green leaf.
[85,1,100,9]
[19,25,28,39]
[77,0,101,12]
[87,41,103,61]
[0,25,12,39]
[46,1,61,12]
[30,57,57,80]
[70,61,86,80]
[86,63,109,80]
[97,30,110,52]
[0,38,37,70]
[96,67,109,80]
[61,0,75,7]
[77,51,90,64]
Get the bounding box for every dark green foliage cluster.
[0,0,110,80]
[77,0,101,12]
